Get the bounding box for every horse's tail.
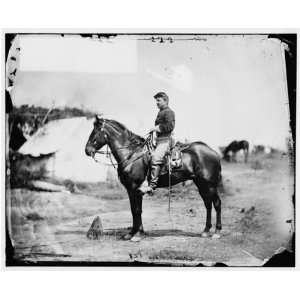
[210,161,223,189]
[216,162,224,189]
[217,173,225,194]
[219,173,223,185]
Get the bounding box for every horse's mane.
[107,119,145,148]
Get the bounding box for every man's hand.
[149,125,160,133]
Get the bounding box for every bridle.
[92,119,154,169]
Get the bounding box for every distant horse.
[85,116,223,242]
[222,140,249,163]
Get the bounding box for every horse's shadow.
[104,227,199,239]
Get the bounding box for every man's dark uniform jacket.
[155,106,175,138]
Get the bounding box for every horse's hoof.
[200,231,210,238]
[130,232,144,242]
[212,232,221,239]
[123,233,133,240]
[130,236,142,242]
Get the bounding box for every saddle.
[160,142,185,175]
[145,133,189,175]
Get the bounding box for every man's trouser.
[149,137,170,189]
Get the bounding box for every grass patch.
[101,191,127,200]
[250,160,263,170]
[149,249,197,261]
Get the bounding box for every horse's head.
[85,115,108,157]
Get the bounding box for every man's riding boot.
[149,164,161,189]
[138,164,161,195]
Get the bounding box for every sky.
[9,34,291,150]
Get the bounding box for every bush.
[9,151,51,188]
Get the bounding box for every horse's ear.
[95,114,102,122]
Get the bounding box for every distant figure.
[222,140,249,163]
[9,115,36,151]
[9,116,27,151]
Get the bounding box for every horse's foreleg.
[123,189,144,242]
[123,190,135,240]
[233,152,237,162]
[130,191,144,242]
[244,149,249,163]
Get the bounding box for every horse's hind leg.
[194,180,212,237]
[212,190,222,238]
[194,180,222,238]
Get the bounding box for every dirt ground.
[8,152,294,266]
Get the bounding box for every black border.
[4,32,296,267]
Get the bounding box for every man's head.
[154,92,169,110]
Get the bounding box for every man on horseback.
[138,92,175,195]
[85,96,223,239]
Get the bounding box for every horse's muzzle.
[85,145,95,157]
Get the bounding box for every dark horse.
[85,116,223,241]
[222,140,249,163]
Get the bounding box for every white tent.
[19,117,117,183]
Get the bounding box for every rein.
[93,141,150,169]
[93,145,118,168]
[92,120,154,169]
